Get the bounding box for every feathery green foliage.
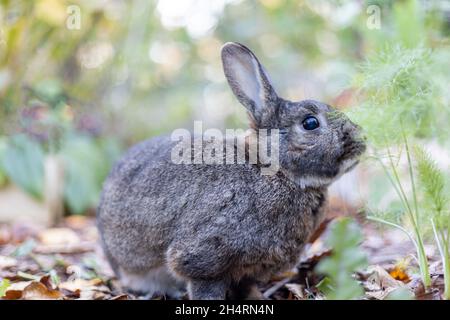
[415,146,448,221]
[415,146,450,299]
[347,45,450,147]
[346,26,450,289]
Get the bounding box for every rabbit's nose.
[343,120,363,137]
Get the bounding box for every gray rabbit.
[97,42,366,300]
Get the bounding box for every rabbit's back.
[97,135,325,277]
[97,135,263,272]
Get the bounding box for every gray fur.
[97,42,365,300]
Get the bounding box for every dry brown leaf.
[59,278,103,292]
[21,281,62,300]
[39,275,56,290]
[364,265,406,300]
[2,275,64,300]
[79,289,107,300]
[60,288,81,299]
[4,290,23,300]
[408,275,442,300]
[366,265,404,289]
[38,228,80,246]
[60,278,110,300]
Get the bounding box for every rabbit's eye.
[302,116,320,130]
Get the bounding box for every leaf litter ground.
[0,212,447,300]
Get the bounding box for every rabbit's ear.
[221,42,278,125]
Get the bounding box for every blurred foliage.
[0,0,449,214]
[316,218,367,300]
[2,134,45,198]
[348,45,450,147]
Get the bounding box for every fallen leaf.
[79,289,107,300]
[0,255,17,269]
[38,228,80,246]
[40,275,56,290]
[60,278,111,300]
[4,290,23,300]
[17,271,40,281]
[21,281,62,300]
[59,278,103,292]
[2,281,33,300]
[60,288,81,299]
[5,280,33,291]
[364,265,406,300]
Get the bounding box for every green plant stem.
[384,144,431,288]
[444,242,450,300]
[442,229,450,300]
[432,219,450,299]
[401,134,431,288]
[367,216,418,248]
[402,130,419,224]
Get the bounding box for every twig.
[263,277,293,299]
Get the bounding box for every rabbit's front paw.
[228,278,265,300]
[188,279,228,300]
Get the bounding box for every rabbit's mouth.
[336,138,365,175]
[338,138,366,164]
[340,158,360,174]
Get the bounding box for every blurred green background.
[0,0,448,216]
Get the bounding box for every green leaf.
[1,134,44,199]
[316,218,367,300]
[60,136,111,214]
[32,79,66,108]
[13,239,37,257]
[0,278,10,297]
[49,269,60,286]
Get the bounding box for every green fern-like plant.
[414,146,450,299]
[346,40,450,290]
